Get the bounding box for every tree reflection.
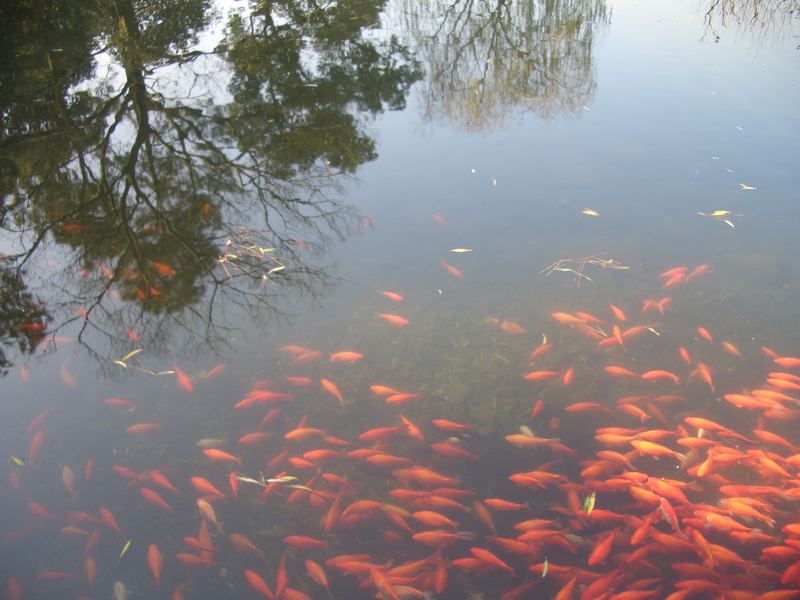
[0,0,421,373]
[391,0,609,132]
[701,0,800,45]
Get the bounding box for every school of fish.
[5,259,800,600]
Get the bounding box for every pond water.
[1,0,799,598]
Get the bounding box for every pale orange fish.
[59,364,78,389]
[551,312,585,325]
[321,378,345,408]
[721,341,742,358]
[377,313,410,327]
[500,320,526,335]
[381,291,405,302]
[199,364,227,381]
[294,350,323,363]
[61,465,75,496]
[280,345,311,356]
[125,422,162,435]
[440,261,463,278]
[197,498,223,533]
[686,264,710,282]
[330,351,364,362]
[431,214,448,227]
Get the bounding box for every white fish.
[113,581,128,600]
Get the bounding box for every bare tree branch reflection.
[701,0,800,45]
[0,0,421,375]
[389,0,609,132]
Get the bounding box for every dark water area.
[1,0,799,599]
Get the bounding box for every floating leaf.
[581,209,600,217]
[10,456,25,466]
[119,539,132,560]
[120,349,142,362]
[113,360,128,369]
[738,183,756,190]
[449,248,473,253]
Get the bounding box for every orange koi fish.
[29,429,45,461]
[774,356,800,369]
[378,313,410,327]
[147,544,163,588]
[104,397,138,409]
[151,262,176,277]
[470,547,513,574]
[139,488,175,513]
[641,370,681,386]
[605,365,638,378]
[283,535,328,550]
[99,506,122,533]
[431,419,470,432]
[411,531,474,547]
[381,291,405,302]
[630,440,685,461]
[320,379,345,408]
[523,370,560,381]
[305,560,331,593]
[431,443,478,461]
[244,569,274,598]
[203,448,242,464]
[174,365,194,392]
[329,351,364,362]
[26,408,54,434]
[530,343,553,360]
[386,392,421,404]
[610,303,628,321]
[370,385,401,397]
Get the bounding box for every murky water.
[1,0,799,598]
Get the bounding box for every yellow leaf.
[119,539,132,560]
[449,248,473,253]
[113,360,128,368]
[738,183,756,190]
[10,456,25,466]
[120,349,142,362]
[710,210,731,217]
[581,209,600,217]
